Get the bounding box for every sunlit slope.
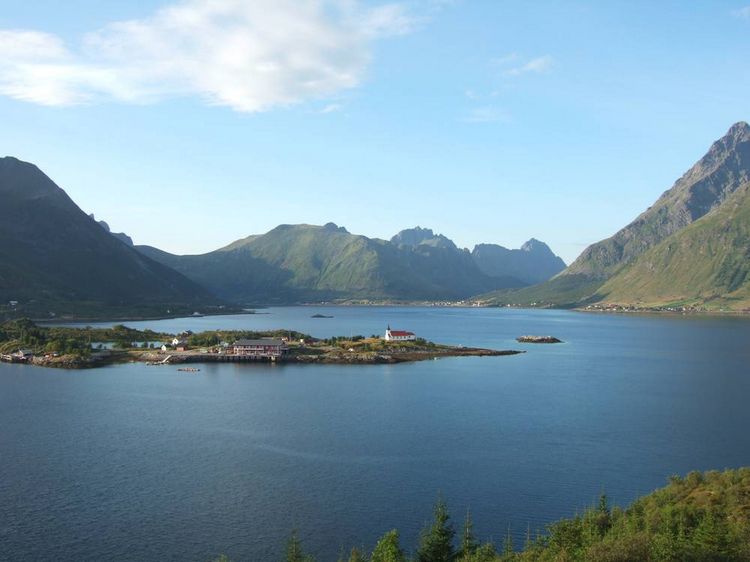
[598,182,750,309]
[481,122,750,309]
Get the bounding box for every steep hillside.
[0,157,216,317]
[483,122,750,308]
[566,121,750,280]
[598,181,750,309]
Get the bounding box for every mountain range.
[0,159,566,315]
[137,225,565,303]
[484,121,750,310]
[4,121,747,316]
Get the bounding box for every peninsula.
[0,319,522,369]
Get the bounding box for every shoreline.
[3,345,524,370]
[36,304,750,325]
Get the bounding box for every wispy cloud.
[733,6,750,18]
[462,105,509,124]
[461,53,552,123]
[319,103,343,114]
[0,0,414,112]
[502,55,554,76]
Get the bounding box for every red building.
[232,339,287,358]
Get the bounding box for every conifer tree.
[285,530,315,562]
[459,510,478,559]
[502,527,513,557]
[416,497,456,562]
[347,546,367,562]
[371,530,406,562]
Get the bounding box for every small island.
[0,319,522,369]
[516,335,563,343]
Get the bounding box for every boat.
[177,367,200,372]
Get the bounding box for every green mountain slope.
[598,181,750,309]
[482,121,750,308]
[566,121,750,280]
[138,223,529,303]
[0,157,217,317]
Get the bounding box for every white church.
[384,325,416,342]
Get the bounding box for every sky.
[1,0,749,264]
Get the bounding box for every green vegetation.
[479,275,604,309]
[0,318,169,357]
[186,329,311,347]
[0,319,314,361]
[598,182,750,310]
[137,223,531,304]
[262,468,750,562]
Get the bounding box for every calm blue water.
[2,307,750,561]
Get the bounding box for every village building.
[384,325,416,342]
[232,339,288,359]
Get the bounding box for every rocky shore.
[516,335,563,344]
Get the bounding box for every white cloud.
[503,55,554,76]
[733,6,750,18]
[0,0,414,112]
[319,103,343,113]
[462,105,509,124]
[491,53,520,66]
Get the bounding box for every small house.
[384,325,416,342]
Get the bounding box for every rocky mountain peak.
[390,227,457,250]
[521,238,552,253]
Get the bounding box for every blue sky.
[1,0,749,263]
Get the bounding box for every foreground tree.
[371,530,406,562]
[285,530,315,562]
[458,510,478,559]
[338,546,368,562]
[416,497,456,562]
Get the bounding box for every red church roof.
[389,330,414,336]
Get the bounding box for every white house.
[384,325,416,342]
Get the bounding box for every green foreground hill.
[482,122,750,310]
[271,468,750,562]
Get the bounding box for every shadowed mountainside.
[0,157,218,317]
